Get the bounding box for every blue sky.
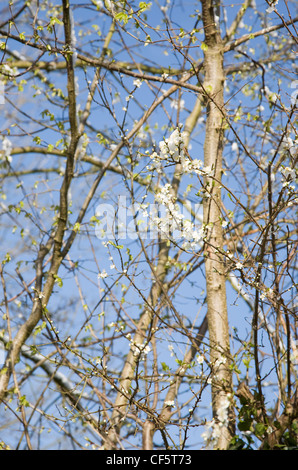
[0,0,297,449]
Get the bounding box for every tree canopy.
[0,0,297,450]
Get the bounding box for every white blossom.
[112,92,120,105]
[98,269,108,279]
[181,157,203,175]
[231,142,238,152]
[164,400,175,407]
[214,356,227,367]
[168,344,174,356]
[170,98,185,110]
[130,341,151,360]
[280,166,296,180]
[266,0,278,13]
[133,78,142,88]
[1,136,12,161]
[196,354,204,365]
[1,64,17,77]
[217,396,230,425]
[260,287,274,301]
[201,419,220,449]
[159,127,188,162]
[151,183,204,249]
[202,165,214,176]
[201,395,231,449]
[264,85,279,103]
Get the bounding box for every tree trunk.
[201,0,234,449]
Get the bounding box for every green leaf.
[53,275,63,287]
[2,253,11,265]
[33,136,41,145]
[34,321,47,336]
[254,422,266,437]
[228,436,246,450]
[108,241,123,249]
[139,2,152,13]
[19,395,30,407]
[115,12,129,25]
[238,419,252,432]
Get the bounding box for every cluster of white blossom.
[181,158,215,178]
[151,126,188,164]
[93,0,103,8]
[266,0,279,13]
[1,136,12,163]
[143,127,216,248]
[260,287,274,301]
[133,78,142,88]
[98,269,108,279]
[280,136,296,157]
[164,400,175,408]
[279,163,297,202]
[130,341,151,361]
[276,136,298,203]
[153,183,182,236]
[170,98,185,110]
[263,85,279,104]
[280,165,297,183]
[0,63,17,78]
[201,394,231,449]
[152,183,204,249]
[147,127,216,181]
[181,157,202,175]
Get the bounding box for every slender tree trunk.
[201,0,234,449]
[0,0,79,403]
